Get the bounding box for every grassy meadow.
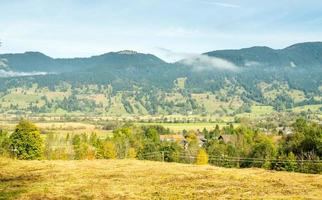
[1,158,322,200]
[0,121,112,139]
[136,122,239,132]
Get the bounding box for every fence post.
[161,151,164,162]
[237,156,240,168]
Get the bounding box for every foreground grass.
[0,159,321,200]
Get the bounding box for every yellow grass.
[1,159,321,200]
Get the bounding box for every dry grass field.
[1,159,321,200]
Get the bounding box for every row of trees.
[0,119,321,173]
[201,119,321,173]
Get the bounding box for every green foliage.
[139,140,161,161]
[72,134,96,160]
[1,43,322,116]
[285,152,297,172]
[0,130,10,157]
[279,119,322,158]
[113,127,133,158]
[102,121,122,130]
[1,119,320,174]
[160,142,182,162]
[9,119,43,160]
[144,127,160,143]
[250,134,276,160]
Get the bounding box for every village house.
[159,134,184,142]
[218,134,237,144]
[159,134,207,149]
[276,127,293,135]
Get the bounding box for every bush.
[196,149,208,165]
[160,142,182,162]
[0,130,10,157]
[285,152,297,172]
[9,119,43,160]
[103,141,117,159]
[127,147,137,159]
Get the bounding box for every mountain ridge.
[1,41,322,73]
[0,42,321,116]
[204,42,322,68]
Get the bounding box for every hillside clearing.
[0,159,321,200]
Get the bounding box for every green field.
[236,105,275,119]
[136,122,239,132]
[0,121,112,139]
[292,104,322,113]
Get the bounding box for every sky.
[1,0,322,62]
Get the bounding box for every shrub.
[285,152,297,172]
[196,149,208,165]
[52,147,69,160]
[9,119,43,160]
[103,141,117,159]
[160,142,182,162]
[0,130,10,157]
[74,142,92,160]
[127,147,137,159]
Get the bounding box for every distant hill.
[0,42,321,116]
[1,42,321,73]
[0,50,168,73]
[204,42,322,68]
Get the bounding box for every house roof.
[218,134,237,144]
[160,134,184,141]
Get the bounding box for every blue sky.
[1,0,322,61]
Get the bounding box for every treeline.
[0,119,321,174]
[1,65,321,115]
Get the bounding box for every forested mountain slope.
[0,42,321,116]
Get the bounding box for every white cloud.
[154,47,197,62]
[180,54,239,71]
[0,70,48,77]
[154,47,239,71]
[0,59,8,69]
[244,60,261,67]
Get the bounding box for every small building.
[218,134,237,144]
[159,134,184,142]
[197,135,207,147]
[276,127,293,135]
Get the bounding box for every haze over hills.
[0,42,321,116]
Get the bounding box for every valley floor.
[0,159,321,200]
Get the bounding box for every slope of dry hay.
[0,158,321,200]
